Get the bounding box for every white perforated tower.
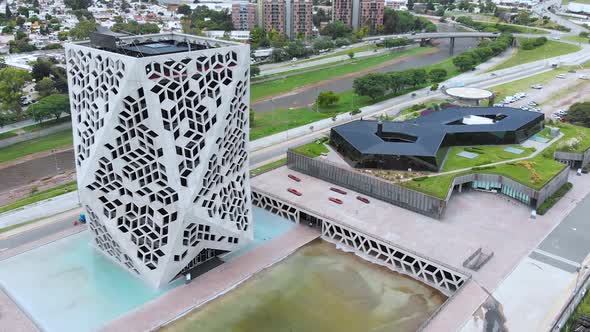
[65,33,253,288]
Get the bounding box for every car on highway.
[556,73,566,79]
[579,75,589,80]
[552,36,561,40]
[530,84,543,89]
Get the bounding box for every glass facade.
[471,180,530,205]
[329,114,544,173]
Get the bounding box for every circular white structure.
[445,87,494,100]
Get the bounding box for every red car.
[330,187,347,195]
[329,197,343,204]
[288,174,301,182]
[287,188,302,196]
[357,196,370,204]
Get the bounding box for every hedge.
[537,182,573,215]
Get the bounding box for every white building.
[569,2,590,14]
[65,31,253,288]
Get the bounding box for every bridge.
[364,32,504,54]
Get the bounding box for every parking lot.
[498,69,590,120]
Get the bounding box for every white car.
[553,36,561,40]
[530,84,543,89]
[291,57,298,62]
[520,106,530,111]
[493,103,504,107]
[556,74,566,79]
[579,75,589,80]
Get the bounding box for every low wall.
[287,151,446,219]
[450,167,569,208]
[0,122,72,148]
[250,187,469,296]
[555,149,590,169]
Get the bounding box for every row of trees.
[452,33,513,72]
[353,68,447,100]
[383,37,413,48]
[382,9,437,35]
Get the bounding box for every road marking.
[533,249,581,269]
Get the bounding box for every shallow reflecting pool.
[0,207,294,332]
[162,240,446,332]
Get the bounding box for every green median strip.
[0,181,78,215]
[0,219,41,234]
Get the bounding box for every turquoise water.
[0,207,294,332]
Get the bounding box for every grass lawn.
[441,145,536,172]
[0,181,77,214]
[291,139,330,158]
[0,129,73,164]
[565,35,590,44]
[491,39,581,71]
[250,90,375,140]
[553,121,590,153]
[249,158,287,177]
[251,46,436,102]
[250,56,465,140]
[401,123,581,198]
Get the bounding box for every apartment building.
[232,2,257,31]
[332,0,384,31]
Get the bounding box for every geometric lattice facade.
[65,33,253,288]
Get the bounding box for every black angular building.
[330,107,544,171]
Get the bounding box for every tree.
[31,58,53,81]
[316,91,339,108]
[58,31,69,41]
[112,21,160,35]
[26,94,70,122]
[321,20,352,39]
[312,36,334,51]
[0,68,32,120]
[65,0,92,10]
[453,53,477,72]
[565,102,590,127]
[353,74,388,100]
[250,65,260,77]
[428,68,447,82]
[70,20,99,40]
[284,41,307,58]
[348,51,354,59]
[35,77,56,97]
[177,4,192,15]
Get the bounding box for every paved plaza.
[252,166,590,330]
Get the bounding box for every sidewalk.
[0,191,79,230]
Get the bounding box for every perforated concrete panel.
[66,34,253,288]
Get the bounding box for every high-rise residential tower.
[333,0,384,31]
[65,31,253,288]
[232,2,257,31]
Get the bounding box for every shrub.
[537,182,573,215]
[413,176,428,182]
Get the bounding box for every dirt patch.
[0,170,76,206]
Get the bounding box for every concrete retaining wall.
[0,122,72,148]
[450,167,569,208]
[555,149,590,168]
[287,150,446,219]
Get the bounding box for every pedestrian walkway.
[104,225,320,332]
[0,191,79,230]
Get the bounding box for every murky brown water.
[161,240,446,332]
